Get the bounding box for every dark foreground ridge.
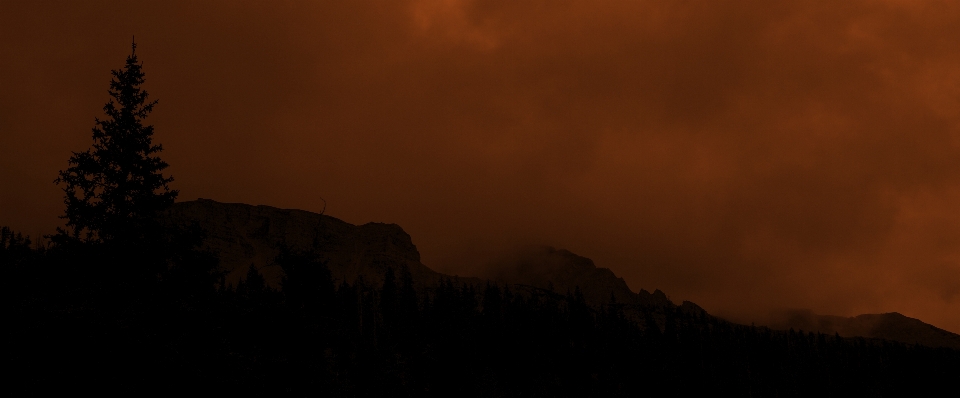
[5,201,960,395]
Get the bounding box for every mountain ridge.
[163,199,960,349]
[766,309,960,350]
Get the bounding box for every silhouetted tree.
[237,263,267,300]
[396,265,419,329]
[380,267,398,332]
[54,39,176,245]
[0,226,32,264]
[277,247,334,314]
[481,282,503,325]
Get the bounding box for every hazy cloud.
[3,0,960,332]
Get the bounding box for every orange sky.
[3,1,960,332]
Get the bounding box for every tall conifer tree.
[55,39,177,244]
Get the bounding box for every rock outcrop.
[162,199,439,288]
[161,200,667,309]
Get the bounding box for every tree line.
[6,234,960,395]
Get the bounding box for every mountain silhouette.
[767,309,960,350]
[163,199,960,349]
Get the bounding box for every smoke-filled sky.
[4,1,960,332]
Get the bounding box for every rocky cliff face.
[162,200,666,308]
[162,199,439,288]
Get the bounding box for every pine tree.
[54,39,177,244]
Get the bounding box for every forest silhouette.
[4,43,960,396]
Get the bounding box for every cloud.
[3,0,960,332]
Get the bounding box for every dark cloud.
[3,0,960,332]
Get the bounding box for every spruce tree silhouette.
[54,39,177,245]
[51,39,181,295]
